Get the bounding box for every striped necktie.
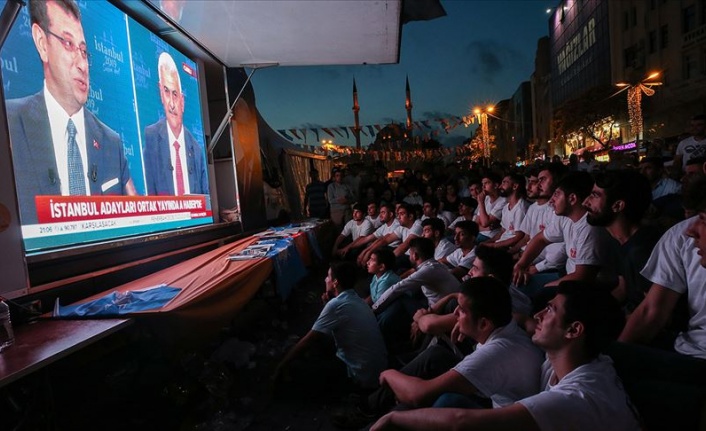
[67,119,86,195]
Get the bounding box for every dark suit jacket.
[6,92,133,224]
[143,118,208,196]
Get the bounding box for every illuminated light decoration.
[627,84,655,139]
[616,72,661,141]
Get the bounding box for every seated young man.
[333,203,374,260]
[513,172,604,297]
[334,277,544,429]
[414,245,530,341]
[400,218,457,280]
[447,197,477,231]
[373,237,461,349]
[423,217,457,261]
[420,196,446,227]
[365,247,401,306]
[439,220,479,280]
[367,201,383,229]
[353,203,400,266]
[370,281,641,431]
[274,262,387,391]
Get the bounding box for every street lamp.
[616,72,662,142]
[474,105,495,165]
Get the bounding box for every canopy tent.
[258,112,332,219]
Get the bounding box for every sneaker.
[330,405,376,430]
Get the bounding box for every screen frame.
[0,0,244,293]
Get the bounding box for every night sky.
[251,0,555,147]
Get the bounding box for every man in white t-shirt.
[422,218,456,261]
[474,173,506,242]
[674,114,706,172]
[485,173,529,250]
[372,238,461,347]
[447,197,477,231]
[440,220,479,280]
[370,282,640,431]
[513,172,604,298]
[420,197,447,228]
[335,277,542,429]
[333,203,374,259]
[352,203,400,267]
[510,164,567,274]
[367,201,383,229]
[389,203,423,260]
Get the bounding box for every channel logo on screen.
[182,62,197,78]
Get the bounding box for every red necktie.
[174,140,185,195]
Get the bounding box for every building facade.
[608,0,706,141]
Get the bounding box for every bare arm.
[619,284,681,344]
[491,231,526,250]
[394,233,418,257]
[513,231,550,285]
[543,264,599,287]
[379,369,478,407]
[370,403,540,431]
[416,313,457,335]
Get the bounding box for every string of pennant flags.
[276,114,476,144]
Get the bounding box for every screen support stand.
[207,62,278,154]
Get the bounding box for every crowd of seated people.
[276,131,706,430]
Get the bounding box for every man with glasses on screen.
[7,0,137,224]
[143,52,208,196]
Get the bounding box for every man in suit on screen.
[7,0,137,224]
[143,52,208,196]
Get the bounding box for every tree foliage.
[553,85,627,149]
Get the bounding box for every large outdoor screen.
[1,0,213,252]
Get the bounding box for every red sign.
[35,195,210,224]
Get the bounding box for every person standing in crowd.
[674,114,706,172]
[327,167,354,228]
[304,169,329,219]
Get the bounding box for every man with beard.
[582,171,661,311]
[509,164,567,280]
[513,172,604,298]
[484,174,529,250]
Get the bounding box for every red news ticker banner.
[35,195,211,224]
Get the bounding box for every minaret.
[352,78,361,149]
[405,75,413,133]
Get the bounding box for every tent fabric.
[60,236,270,315]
